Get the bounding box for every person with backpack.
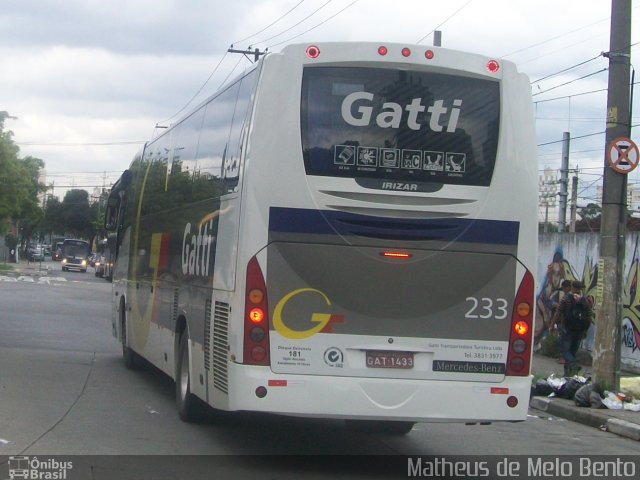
[550,280,593,376]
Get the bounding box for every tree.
[60,189,94,239]
[0,112,46,236]
[578,203,602,221]
[40,196,65,238]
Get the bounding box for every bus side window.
[105,197,119,231]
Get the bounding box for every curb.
[0,269,50,277]
[530,397,640,441]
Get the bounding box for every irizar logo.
[341,91,462,132]
[382,182,418,191]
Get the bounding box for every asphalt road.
[1,265,638,478]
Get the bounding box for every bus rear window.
[301,67,500,188]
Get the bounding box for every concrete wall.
[537,232,640,373]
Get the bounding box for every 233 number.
[465,297,508,320]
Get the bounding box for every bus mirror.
[104,198,119,231]
[121,169,132,187]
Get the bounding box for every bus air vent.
[204,299,212,371]
[213,301,230,394]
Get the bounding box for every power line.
[530,54,602,84]
[537,130,605,147]
[160,51,229,125]
[216,55,247,90]
[232,0,307,46]
[267,0,359,49]
[532,68,608,97]
[415,0,474,44]
[256,0,334,46]
[534,86,609,104]
[537,123,640,147]
[500,15,609,58]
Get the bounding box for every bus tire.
[176,331,201,422]
[345,420,415,435]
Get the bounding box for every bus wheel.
[176,332,201,422]
[345,420,415,435]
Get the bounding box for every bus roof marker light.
[378,46,388,56]
[306,45,320,59]
[425,50,434,60]
[486,59,500,73]
[401,47,411,57]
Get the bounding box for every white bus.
[105,42,537,434]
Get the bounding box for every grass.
[0,263,15,272]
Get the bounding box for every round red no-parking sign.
[606,137,639,174]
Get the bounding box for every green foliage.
[5,233,17,250]
[540,333,560,358]
[60,189,93,239]
[40,197,64,235]
[0,112,45,235]
[579,203,601,221]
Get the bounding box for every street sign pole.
[594,0,632,391]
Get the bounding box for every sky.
[0,0,637,206]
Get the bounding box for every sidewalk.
[530,351,640,441]
[1,259,54,275]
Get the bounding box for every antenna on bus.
[227,45,267,63]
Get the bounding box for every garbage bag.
[546,374,566,391]
[623,401,640,412]
[574,383,603,407]
[574,384,593,407]
[590,391,605,409]
[602,391,624,409]
[532,379,554,397]
[558,377,587,400]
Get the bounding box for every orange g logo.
[273,288,344,339]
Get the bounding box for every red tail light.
[505,271,534,376]
[244,256,270,366]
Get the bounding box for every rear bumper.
[63,264,87,271]
[224,363,531,422]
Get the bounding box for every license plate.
[366,350,414,369]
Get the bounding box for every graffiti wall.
[537,232,640,373]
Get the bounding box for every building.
[539,167,560,227]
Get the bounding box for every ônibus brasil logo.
[7,456,72,480]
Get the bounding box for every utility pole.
[594,0,632,391]
[569,174,578,232]
[558,132,570,231]
[227,46,266,63]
